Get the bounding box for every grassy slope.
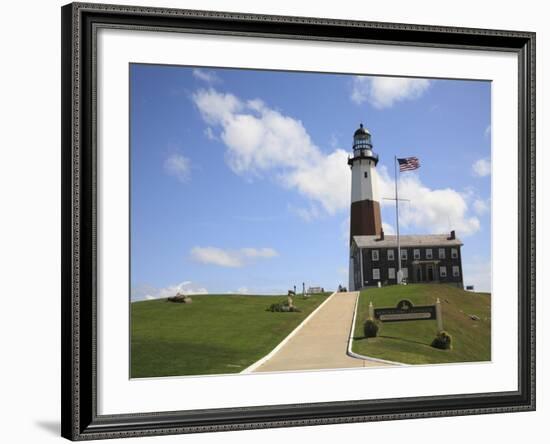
[352,284,491,364]
[131,293,330,378]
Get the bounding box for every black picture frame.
[61,2,536,440]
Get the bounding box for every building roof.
[353,234,463,248]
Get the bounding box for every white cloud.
[193,88,243,125]
[377,167,481,236]
[192,68,221,84]
[472,158,491,177]
[204,127,218,141]
[283,150,351,214]
[237,286,249,294]
[133,281,208,301]
[241,247,278,258]
[192,88,347,213]
[192,88,480,236]
[340,217,350,246]
[190,246,278,267]
[351,76,430,108]
[382,222,395,235]
[164,153,191,182]
[191,246,242,267]
[484,125,491,138]
[473,198,490,215]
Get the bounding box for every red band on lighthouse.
[350,199,382,238]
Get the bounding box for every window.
[414,249,421,260]
[401,268,409,279]
[387,249,395,260]
[439,266,447,278]
[401,249,408,260]
[439,248,446,259]
[426,248,433,259]
[372,250,379,261]
[451,248,458,259]
[388,268,395,279]
[364,171,368,178]
[452,266,460,277]
[372,268,380,280]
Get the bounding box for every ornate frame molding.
[61,2,535,440]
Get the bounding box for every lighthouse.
[348,123,382,290]
[348,123,382,239]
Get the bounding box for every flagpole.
[394,156,402,284]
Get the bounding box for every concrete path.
[252,292,392,372]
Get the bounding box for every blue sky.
[130,64,491,300]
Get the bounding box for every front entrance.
[413,262,438,283]
[426,264,434,282]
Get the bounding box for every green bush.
[431,331,453,350]
[167,295,192,303]
[363,319,379,338]
[266,301,301,313]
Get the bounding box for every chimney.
[449,230,456,240]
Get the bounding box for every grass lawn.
[131,293,330,378]
[352,284,491,365]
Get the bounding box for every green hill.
[352,284,491,365]
[131,293,330,378]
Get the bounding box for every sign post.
[368,301,374,320]
[287,290,295,308]
[435,298,444,332]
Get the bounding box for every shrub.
[363,319,379,338]
[431,331,453,350]
[266,301,301,313]
[167,295,192,303]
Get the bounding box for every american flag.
[397,157,420,172]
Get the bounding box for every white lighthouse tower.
[348,123,382,290]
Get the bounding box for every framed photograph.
[61,2,535,440]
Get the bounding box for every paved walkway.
[252,292,392,372]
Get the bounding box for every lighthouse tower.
[348,123,382,238]
[348,123,382,289]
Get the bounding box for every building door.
[427,265,434,282]
[416,267,422,282]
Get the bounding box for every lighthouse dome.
[353,123,370,137]
[353,123,372,150]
